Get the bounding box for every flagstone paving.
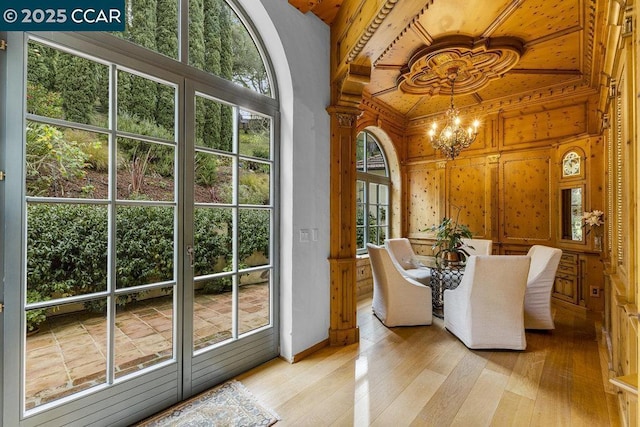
[25,283,270,410]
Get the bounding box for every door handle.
[187,245,195,268]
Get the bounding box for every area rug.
[135,380,279,427]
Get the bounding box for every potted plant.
[429,215,473,265]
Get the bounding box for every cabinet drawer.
[557,262,578,275]
[561,253,578,264]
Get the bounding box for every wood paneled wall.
[358,95,606,312]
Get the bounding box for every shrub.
[26,123,89,196]
[27,203,271,308]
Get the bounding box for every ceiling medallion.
[396,35,525,96]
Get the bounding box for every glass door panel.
[22,37,179,417]
[189,88,274,362]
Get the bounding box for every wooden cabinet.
[553,252,580,304]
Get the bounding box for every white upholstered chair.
[444,255,531,350]
[384,238,431,286]
[524,245,562,329]
[367,244,432,327]
[461,238,493,256]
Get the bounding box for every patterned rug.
[135,380,279,427]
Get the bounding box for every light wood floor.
[236,297,622,426]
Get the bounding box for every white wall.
[240,0,331,361]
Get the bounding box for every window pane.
[25,300,107,410]
[117,71,176,140]
[26,121,109,199]
[239,209,270,266]
[115,288,174,379]
[368,226,378,245]
[27,41,109,127]
[356,133,365,172]
[195,95,234,152]
[379,184,389,205]
[356,226,365,250]
[189,0,271,96]
[379,205,388,227]
[356,180,365,203]
[194,277,233,351]
[194,207,232,276]
[113,0,179,60]
[27,204,108,299]
[239,160,270,205]
[116,138,175,201]
[195,151,234,204]
[239,110,271,159]
[116,206,175,289]
[239,269,270,335]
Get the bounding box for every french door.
[2,32,278,426]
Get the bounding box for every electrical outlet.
[590,286,601,297]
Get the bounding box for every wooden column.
[327,106,360,346]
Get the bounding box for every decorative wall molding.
[406,83,596,129]
[346,0,401,63]
[374,1,436,66]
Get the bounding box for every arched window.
[356,131,390,254]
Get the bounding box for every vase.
[594,235,602,252]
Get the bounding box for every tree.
[230,17,270,95]
[126,0,158,122]
[219,3,234,151]
[189,0,206,144]
[155,0,178,130]
[57,53,99,124]
[202,0,222,149]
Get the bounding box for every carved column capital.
[327,106,362,128]
[487,154,501,164]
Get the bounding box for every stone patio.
[25,283,270,410]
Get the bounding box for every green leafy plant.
[428,210,473,264]
[26,290,48,333]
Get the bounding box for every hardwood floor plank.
[490,390,535,426]
[450,368,510,426]
[410,351,488,426]
[231,297,619,427]
[529,311,573,426]
[371,368,447,426]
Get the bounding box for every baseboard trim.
[291,338,330,363]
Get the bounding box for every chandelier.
[428,67,480,160]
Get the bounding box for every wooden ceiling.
[288,0,609,122]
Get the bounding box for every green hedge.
[27,204,270,310]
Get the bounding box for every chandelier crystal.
[428,67,480,160]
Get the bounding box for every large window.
[356,131,390,253]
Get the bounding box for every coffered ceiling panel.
[289,0,604,121]
[415,0,511,38]
[515,32,581,69]
[489,0,581,39]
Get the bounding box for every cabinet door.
[553,275,579,304]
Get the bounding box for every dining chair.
[444,255,531,350]
[384,238,431,286]
[524,245,563,329]
[367,243,432,327]
[460,238,493,256]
